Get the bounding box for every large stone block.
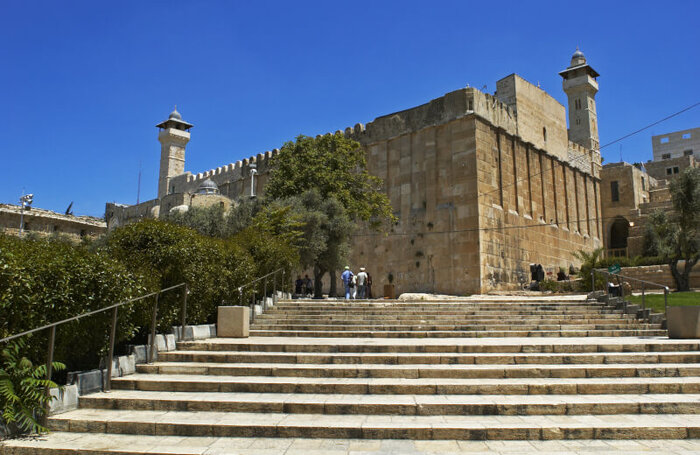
[667,306,700,339]
[218,306,249,338]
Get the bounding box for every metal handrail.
[0,282,187,424]
[0,266,290,424]
[591,268,670,320]
[235,268,286,323]
[0,283,185,345]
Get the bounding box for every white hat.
[360,267,365,271]
[344,266,350,270]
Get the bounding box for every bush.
[0,234,155,372]
[106,220,256,328]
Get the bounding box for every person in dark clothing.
[295,276,304,296]
[304,275,313,297]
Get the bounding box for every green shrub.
[0,234,155,371]
[0,337,64,434]
[106,220,256,328]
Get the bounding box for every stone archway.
[608,216,630,257]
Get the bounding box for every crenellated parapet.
[168,148,282,197]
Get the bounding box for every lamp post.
[249,164,258,198]
[18,193,33,238]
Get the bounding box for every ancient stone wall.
[475,119,601,293]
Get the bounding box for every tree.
[264,133,395,294]
[644,167,700,291]
[268,190,354,298]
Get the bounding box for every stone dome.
[197,178,219,194]
[169,106,182,120]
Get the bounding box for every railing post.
[664,286,669,318]
[239,286,243,306]
[641,281,646,319]
[43,325,56,425]
[180,284,188,341]
[251,288,256,323]
[282,270,285,296]
[148,293,159,364]
[591,270,595,292]
[105,306,118,392]
[273,271,277,305]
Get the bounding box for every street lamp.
[249,164,258,198]
[19,193,34,238]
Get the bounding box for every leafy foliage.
[265,133,395,227]
[106,219,256,328]
[572,248,605,291]
[0,234,155,371]
[0,337,64,434]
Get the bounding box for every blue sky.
[1,0,698,217]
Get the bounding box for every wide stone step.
[112,374,700,395]
[177,338,700,354]
[80,390,700,416]
[135,362,700,379]
[256,315,634,322]
[249,329,668,338]
[158,350,700,365]
[7,433,700,454]
[250,323,659,331]
[47,409,700,440]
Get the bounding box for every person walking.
[357,267,368,299]
[341,266,354,300]
[352,273,358,299]
[304,274,313,297]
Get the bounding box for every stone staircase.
[4,296,700,454]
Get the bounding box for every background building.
[0,204,105,240]
[652,127,699,162]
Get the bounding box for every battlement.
[169,148,282,195]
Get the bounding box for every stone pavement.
[4,434,700,454]
[2,296,699,454]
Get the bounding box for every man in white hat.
[357,267,368,299]
[341,266,354,300]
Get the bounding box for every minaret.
[156,107,193,199]
[559,49,600,150]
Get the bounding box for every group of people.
[341,266,372,300]
[294,274,313,297]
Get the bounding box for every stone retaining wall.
[619,262,699,290]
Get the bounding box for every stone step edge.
[79,391,700,416]
[157,351,700,365]
[248,330,668,337]
[111,373,700,394]
[47,411,700,440]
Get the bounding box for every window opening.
[610,181,619,202]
